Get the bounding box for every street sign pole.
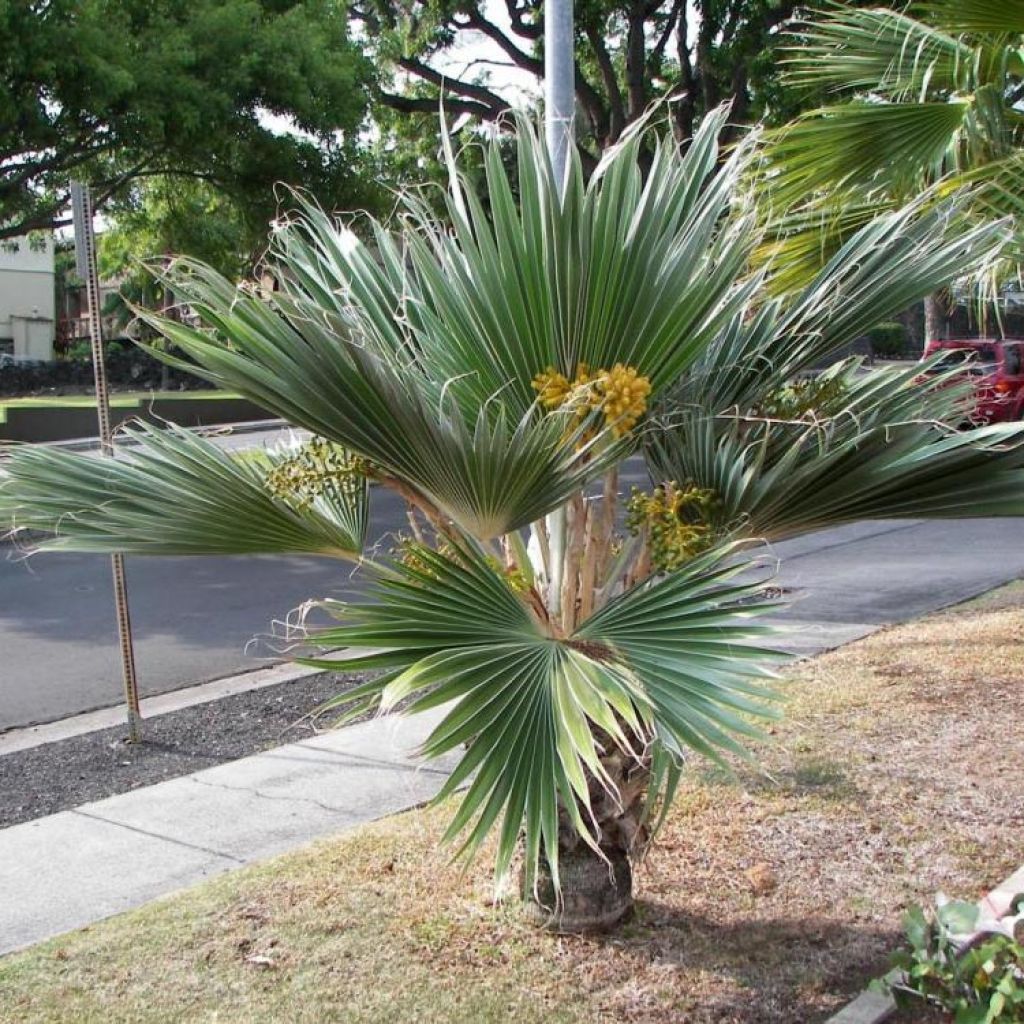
[70,182,142,743]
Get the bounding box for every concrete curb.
[0,660,324,755]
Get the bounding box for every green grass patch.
[0,390,242,410]
[0,391,245,426]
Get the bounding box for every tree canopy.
[0,0,377,240]
[362,0,820,171]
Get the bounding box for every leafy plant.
[878,898,1024,1023]
[62,340,128,362]
[868,322,910,361]
[4,109,1024,929]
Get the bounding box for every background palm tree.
[4,109,1024,931]
[757,0,1024,338]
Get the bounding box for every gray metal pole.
[70,182,143,743]
[544,0,575,197]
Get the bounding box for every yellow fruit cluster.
[532,366,575,410]
[625,481,718,572]
[601,362,652,437]
[264,437,365,509]
[531,362,651,439]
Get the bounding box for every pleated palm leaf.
[756,0,1024,305]
[3,108,1024,931]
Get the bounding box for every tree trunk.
[924,292,948,347]
[521,746,650,933]
[523,839,634,932]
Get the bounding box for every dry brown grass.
[1,584,1022,1024]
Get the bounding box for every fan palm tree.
[3,109,1024,931]
[757,0,1024,335]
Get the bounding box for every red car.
[920,338,1024,423]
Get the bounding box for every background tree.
[0,0,378,240]
[756,0,1024,340]
[361,0,828,172]
[98,177,259,332]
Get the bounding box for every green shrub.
[875,898,1024,1023]
[62,339,128,362]
[868,321,910,359]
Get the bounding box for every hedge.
[0,347,206,397]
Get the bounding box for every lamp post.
[545,0,575,198]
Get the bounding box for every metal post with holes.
[70,181,142,743]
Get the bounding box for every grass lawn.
[2,584,1022,1023]
[0,391,247,427]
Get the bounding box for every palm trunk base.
[522,844,634,933]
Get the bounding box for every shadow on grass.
[593,901,899,1023]
[694,759,866,805]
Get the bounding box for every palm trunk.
[523,748,651,932]
[924,291,948,347]
[521,479,653,932]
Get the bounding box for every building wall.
[0,235,55,358]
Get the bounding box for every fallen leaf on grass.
[745,863,779,895]
[243,954,276,969]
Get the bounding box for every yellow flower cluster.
[264,437,365,509]
[625,481,718,572]
[531,362,651,439]
[601,362,652,437]
[532,366,576,410]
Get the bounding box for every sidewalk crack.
[71,808,244,863]
[777,520,920,562]
[285,745,453,776]
[188,774,437,816]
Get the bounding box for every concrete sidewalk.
[1,708,458,955]
[2,516,1023,956]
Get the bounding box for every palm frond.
[753,193,895,296]
[137,265,625,540]
[648,361,1024,542]
[303,541,783,890]
[781,5,970,98]
[266,108,757,420]
[0,423,367,557]
[916,0,1024,37]
[760,0,1023,301]
[120,109,802,540]
[773,200,1007,372]
[678,200,1007,410]
[575,546,785,765]
[954,150,1024,223]
[763,101,970,210]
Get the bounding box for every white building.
[0,234,55,361]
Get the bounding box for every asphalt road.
[0,439,655,731]
[4,427,1024,730]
